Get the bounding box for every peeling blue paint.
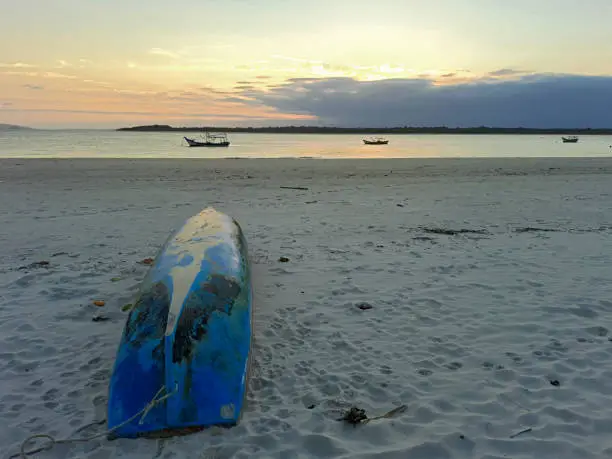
[107,208,252,438]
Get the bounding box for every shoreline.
[3,156,612,162]
[3,156,612,165]
[3,157,612,185]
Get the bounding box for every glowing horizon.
[1,0,611,128]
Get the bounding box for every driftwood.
[510,427,532,439]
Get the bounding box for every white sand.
[1,157,612,459]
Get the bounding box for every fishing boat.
[184,131,230,147]
[561,136,579,143]
[363,137,389,145]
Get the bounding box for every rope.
[12,384,178,459]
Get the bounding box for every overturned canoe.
[107,208,253,439]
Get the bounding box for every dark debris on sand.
[514,227,560,233]
[337,405,407,427]
[422,227,489,236]
[339,407,368,426]
[92,314,110,322]
[18,260,50,271]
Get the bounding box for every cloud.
[222,97,256,104]
[0,62,36,68]
[2,71,39,77]
[83,79,111,87]
[238,73,612,128]
[0,107,307,120]
[56,59,91,69]
[124,60,229,72]
[44,72,77,79]
[24,84,44,90]
[198,86,232,95]
[248,56,444,82]
[350,64,405,74]
[488,68,528,77]
[286,77,320,83]
[112,88,158,96]
[256,75,272,79]
[149,48,180,59]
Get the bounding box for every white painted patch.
[220,403,235,419]
[163,208,236,336]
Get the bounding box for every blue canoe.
[107,208,253,439]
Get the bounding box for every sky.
[1,0,611,129]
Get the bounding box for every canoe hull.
[107,208,252,439]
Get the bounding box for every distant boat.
[184,131,230,147]
[561,136,579,143]
[363,137,389,145]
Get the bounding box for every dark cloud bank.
[237,73,612,128]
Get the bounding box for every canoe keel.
[107,208,252,439]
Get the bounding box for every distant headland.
[117,124,612,135]
[0,124,33,131]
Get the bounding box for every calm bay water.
[1,130,612,159]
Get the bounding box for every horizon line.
[4,123,612,133]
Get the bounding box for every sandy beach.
[2,157,612,459]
